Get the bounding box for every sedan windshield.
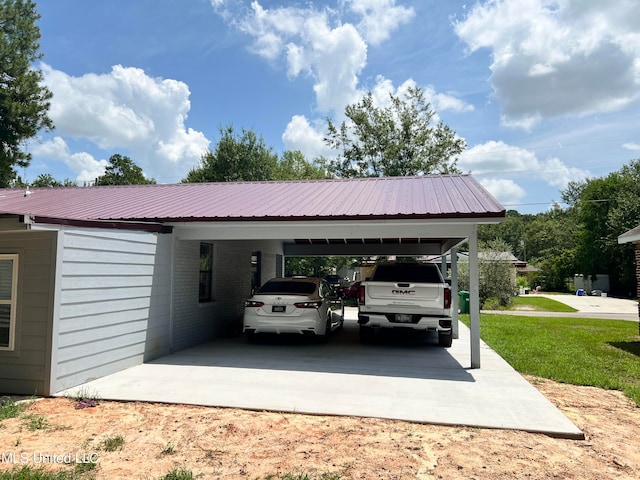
[257,281,316,295]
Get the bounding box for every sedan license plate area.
[272,305,286,313]
[395,314,412,323]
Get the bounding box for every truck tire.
[438,331,453,348]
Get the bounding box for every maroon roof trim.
[155,212,505,223]
[32,216,172,233]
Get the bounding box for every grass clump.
[462,314,640,405]
[159,441,176,455]
[0,465,94,479]
[22,413,50,431]
[98,434,124,452]
[0,398,26,421]
[157,468,194,480]
[72,462,97,476]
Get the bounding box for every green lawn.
[462,314,640,405]
[508,296,578,312]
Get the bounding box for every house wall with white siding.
[635,243,640,332]
[0,230,57,396]
[32,226,173,394]
[171,239,253,351]
[0,219,287,394]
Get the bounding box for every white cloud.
[39,63,210,182]
[623,142,640,151]
[454,0,640,128]
[459,141,537,176]
[371,77,473,114]
[215,2,470,160]
[221,1,421,116]
[345,0,415,46]
[235,2,368,114]
[282,115,334,160]
[479,178,526,206]
[31,137,107,183]
[459,140,590,200]
[307,22,368,113]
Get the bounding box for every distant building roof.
[0,175,505,224]
[618,225,640,244]
[430,251,526,267]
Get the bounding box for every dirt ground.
[1,376,639,480]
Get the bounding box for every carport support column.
[451,247,459,339]
[469,226,481,368]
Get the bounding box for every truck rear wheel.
[438,331,453,348]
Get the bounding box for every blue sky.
[27,0,640,213]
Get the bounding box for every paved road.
[483,293,639,321]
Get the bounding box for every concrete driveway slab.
[538,293,638,315]
[59,309,583,439]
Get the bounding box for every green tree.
[479,210,530,259]
[31,173,77,187]
[0,0,53,187]
[95,154,156,185]
[324,86,465,177]
[284,256,355,280]
[562,159,640,295]
[458,239,517,308]
[184,126,279,183]
[274,150,329,180]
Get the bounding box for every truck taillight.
[444,288,451,309]
[359,285,366,305]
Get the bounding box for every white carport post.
[469,225,481,368]
[450,247,459,339]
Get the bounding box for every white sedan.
[243,277,344,341]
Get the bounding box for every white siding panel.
[61,298,154,318]
[62,263,158,276]
[53,227,171,393]
[57,318,149,348]
[63,233,161,254]
[60,285,170,304]
[58,308,157,333]
[63,249,158,265]
[62,275,163,289]
[57,330,149,363]
[57,344,146,381]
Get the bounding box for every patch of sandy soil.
[1,376,639,479]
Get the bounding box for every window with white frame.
[0,254,18,351]
[199,243,214,302]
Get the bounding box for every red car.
[340,281,361,299]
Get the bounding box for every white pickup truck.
[357,262,453,346]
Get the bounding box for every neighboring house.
[618,225,640,329]
[573,274,610,295]
[0,175,505,395]
[432,251,526,269]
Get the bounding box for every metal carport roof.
[0,175,505,366]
